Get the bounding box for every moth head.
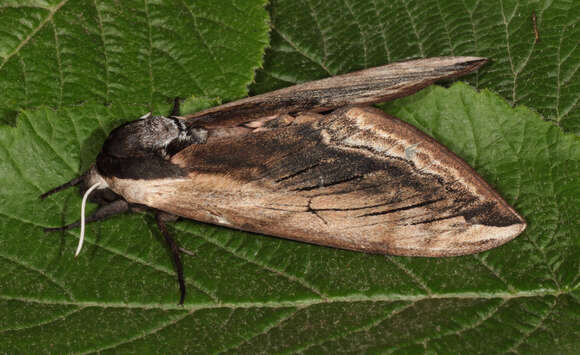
[40,112,209,256]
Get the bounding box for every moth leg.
[44,199,129,232]
[169,97,181,117]
[155,212,186,305]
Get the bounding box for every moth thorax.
[142,116,185,149]
[102,115,205,159]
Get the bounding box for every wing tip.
[430,56,489,77]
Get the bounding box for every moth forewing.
[183,56,488,129]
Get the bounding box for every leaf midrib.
[0,288,568,311]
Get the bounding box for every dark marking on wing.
[307,198,328,225]
[291,175,364,192]
[460,201,524,227]
[275,163,321,183]
[411,213,466,225]
[307,199,412,213]
[174,106,524,231]
[357,198,445,218]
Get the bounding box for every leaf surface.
[0,0,578,354]
[253,0,580,134]
[0,0,269,119]
[1,86,578,354]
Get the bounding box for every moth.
[42,57,526,304]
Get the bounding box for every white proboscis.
[76,182,103,257]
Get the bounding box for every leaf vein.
[0,143,43,194]
[0,306,84,333]
[401,0,425,57]
[302,302,415,353]
[506,297,558,353]
[272,26,332,76]
[370,0,391,62]
[218,307,299,354]
[473,254,516,292]
[302,0,329,66]
[92,0,110,103]
[178,226,327,298]
[499,0,517,104]
[23,111,77,173]
[0,289,563,311]
[50,19,64,108]
[435,0,455,55]
[404,299,508,352]
[0,253,75,301]
[0,0,69,72]
[85,308,193,354]
[179,0,227,79]
[342,0,367,68]
[387,256,433,295]
[143,0,156,103]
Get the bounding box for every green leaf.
[1,0,579,354]
[2,86,579,354]
[0,0,270,113]
[253,0,580,135]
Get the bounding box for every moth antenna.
[75,182,103,257]
[40,176,84,199]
